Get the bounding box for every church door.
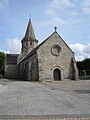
[53,68,61,80]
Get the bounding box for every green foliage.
[86,70,90,75]
[77,58,90,76]
[0,51,5,76]
[79,76,90,80]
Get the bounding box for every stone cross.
[54,26,57,32]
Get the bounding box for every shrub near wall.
[0,51,5,76]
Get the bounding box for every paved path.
[0,79,90,120]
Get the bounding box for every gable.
[19,31,74,64]
[36,32,74,54]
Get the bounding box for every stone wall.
[18,52,39,81]
[5,54,19,79]
[37,32,78,81]
[5,65,18,78]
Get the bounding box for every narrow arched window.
[30,42,32,45]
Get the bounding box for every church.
[5,19,78,81]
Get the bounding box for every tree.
[77,58,90,76]
[0,51,5,76]
[83,58,90,70]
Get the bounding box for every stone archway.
[53,68,61,80]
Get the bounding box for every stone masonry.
[5,19,78,81]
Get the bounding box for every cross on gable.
[54,26,57,32]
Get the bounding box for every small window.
[30,42,32,45]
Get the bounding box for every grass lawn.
[79,76,90,80]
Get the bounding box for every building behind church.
[5,19,78,81]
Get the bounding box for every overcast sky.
[0,0,90,61]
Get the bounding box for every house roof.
[6,54,19,65]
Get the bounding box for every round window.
[51,44,61,56]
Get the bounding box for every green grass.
[79,76,90,80]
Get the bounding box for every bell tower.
[21,19,38,53]
[17,19,38,64]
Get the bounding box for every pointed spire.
[24,19,36,40]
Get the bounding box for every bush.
[0,51,5,76]
[86,70,90,75]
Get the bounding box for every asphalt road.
[0,79,90,119]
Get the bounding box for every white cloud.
[45,0,90,16]
[84,44,90,53]
[76,55,86,61]
[45,9,56,16]
[83,7,90,14]
[83,0,90,6]
[45,0,74,16]
[0,0,10,9]
[69,43,85,55]
[41,18,64,27]
[81,0,90,14]
[41,17,79,27]
[5,38,21,54]
[53,17,67,25]
[44,0,80,29]
[0,48,10,54]
[70,12,80,16]
[69,43,90,61]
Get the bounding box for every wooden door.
[53,68,61,80]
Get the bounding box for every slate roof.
[24,19,36,41]
[6,54,19,65]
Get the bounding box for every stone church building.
[5,19,78,81]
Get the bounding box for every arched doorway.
[53,68,61,80]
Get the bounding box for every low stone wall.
[4,65,18,79]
